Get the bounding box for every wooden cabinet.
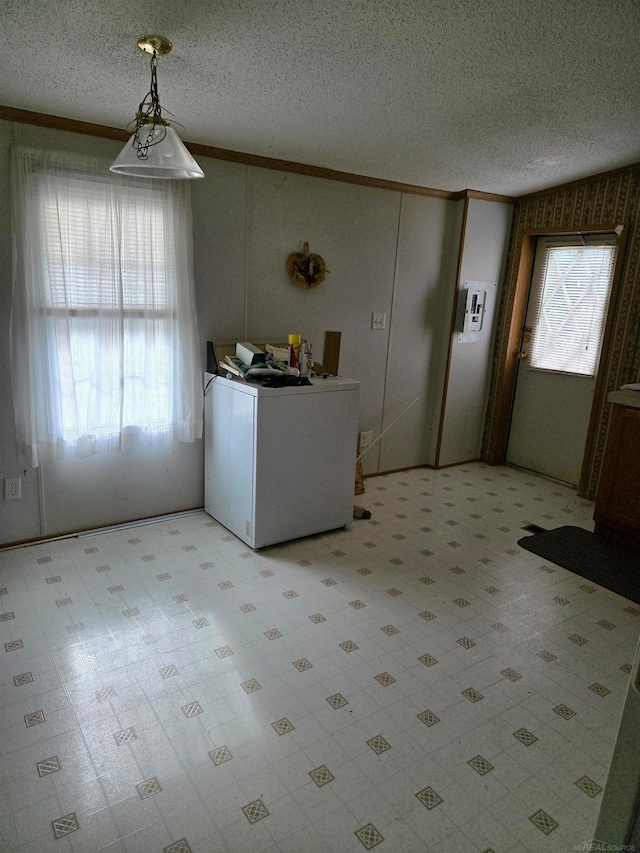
[594,395,640,548]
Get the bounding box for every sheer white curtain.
[10,147,202,468]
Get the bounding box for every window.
[10,147,202,467]
[529,235,617,376]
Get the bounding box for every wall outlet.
[4,477,21,501]
[371,312,387,330]
[359,430,373,449]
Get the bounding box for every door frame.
[487,223,628,494]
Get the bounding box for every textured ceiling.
[2,0,639,195]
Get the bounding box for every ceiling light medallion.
[110,35,204,179]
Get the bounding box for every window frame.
[32,172,178,440]
[525,233,618,379]
[10,146,203,468]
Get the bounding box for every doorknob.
[517,351,528,359]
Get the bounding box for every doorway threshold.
[504,463,577,490]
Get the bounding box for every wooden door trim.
[487,223,626,469]
[486,232,535,464]
[578,225,629,492]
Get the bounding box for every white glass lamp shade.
[110,124,204,179]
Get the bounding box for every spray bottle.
[299,340,312,377]
[288,334,301,370]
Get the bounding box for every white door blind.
[529,239,617,376]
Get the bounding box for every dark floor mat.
[517,525,640,604]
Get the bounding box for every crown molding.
[1,105,517,203]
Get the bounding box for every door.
[506,234,617,485]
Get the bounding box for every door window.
[529,235,617,376]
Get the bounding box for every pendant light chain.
[110,35,204,178]
[133,51,167,160]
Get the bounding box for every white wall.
[379,194,464,471]
[244,167,401,477]
[0,119,510,545]
[437,198,513,466]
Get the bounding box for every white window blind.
[10,147,203,467]
[529,238,617,376]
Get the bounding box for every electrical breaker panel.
[463,288,486,333]
[458,281,496,343]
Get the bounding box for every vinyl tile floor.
[1,462,639,853]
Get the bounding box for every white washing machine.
[204,374,359,548]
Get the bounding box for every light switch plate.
[371,312,387,330]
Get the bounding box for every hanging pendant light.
[110,35,204,179]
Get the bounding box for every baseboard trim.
[0,507,205,551]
